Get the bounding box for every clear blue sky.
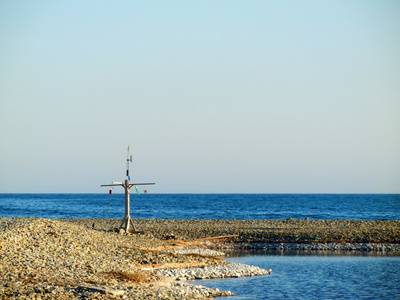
[1,1,399,193]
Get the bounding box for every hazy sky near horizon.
[1,1,399,193]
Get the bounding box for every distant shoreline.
[3,217,399,249]
[57,218,400,246]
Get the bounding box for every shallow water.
[194,252,400,300]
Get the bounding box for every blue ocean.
[0,193,399,220]
[1,193,399,299]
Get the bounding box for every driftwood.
[200,235,239,241]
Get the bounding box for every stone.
[0,217,398,300]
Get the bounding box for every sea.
[1,193,399,299]
[0,193,399,220]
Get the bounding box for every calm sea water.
[195,252,400,300]
[0,194,399,220]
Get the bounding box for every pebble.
[156,262,272,280]
[0,218,232,299]
[130,218,400,244]
[169,248,226,257]
[219,242,400,252]
[1,217,398,299]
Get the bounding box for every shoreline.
[219,242,400,253]
[1,217,399,299]
[63,218,400,253]
[64,217,400,244]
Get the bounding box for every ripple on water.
[194,253,400,300]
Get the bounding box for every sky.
[0,1,399,193]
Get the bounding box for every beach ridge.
[1,217,398,299]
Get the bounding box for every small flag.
[127,144,130,151]
[135,186,139,195]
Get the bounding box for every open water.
[196,252,400,300]
[0,193,399,220]
[1,193,399,299]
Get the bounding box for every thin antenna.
[126,144,130,178]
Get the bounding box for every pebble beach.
[1,217,399,299]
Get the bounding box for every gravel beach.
[1,217,399,299]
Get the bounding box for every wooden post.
[125,179,130,219]
[120,179,137,233]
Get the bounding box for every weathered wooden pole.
[120,179,137,232]
[125,179,130,218]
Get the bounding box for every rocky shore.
[134,218,400,244]
[156,262,272,281]
[220,242,400,252]
[1,217,399,299]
